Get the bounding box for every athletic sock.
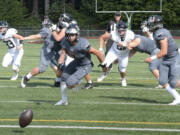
[56,77,61,82]
[88,80,92,84]
[60,81,67,102]
[26,73,32,79]
[165,85,180,99]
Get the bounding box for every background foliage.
[0,0,179,29]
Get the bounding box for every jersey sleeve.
[123,30,135,46]
[82,39,91,52]
[39,28,49,38]
[155,31,167,41]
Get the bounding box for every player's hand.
[57,62,65,71]
[145,57,152,63]
[51,24,57,31]
[98,63,106,68]
[142,26,149,33]
[99,48,104,54]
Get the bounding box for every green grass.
[0,39,180,135]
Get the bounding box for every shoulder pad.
[6,28,17,35]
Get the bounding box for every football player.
[0,21,24,80]
[98,21,135,86]
[97,11,122,82]
[145,15,180,105]
[21,17,60,88]
[127,35,162,85]
[55,24,104,105]
[52,13,94,89]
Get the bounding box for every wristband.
[150,55,157,60]
[99,48,103,51]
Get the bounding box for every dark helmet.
[115,11,121,16]
[58,13,73,28]
[42,16,53,28]
[0,20,8,28]
[116,21,128,31]
[66,24,80,36]
[147,15,163,31]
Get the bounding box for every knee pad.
[118,66,126,72]
[2,62,8,68]
[159,79,167,86]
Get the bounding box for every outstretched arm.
[52,28,66,41]
[99,31,110,53]
[23,34,42,40]
[89,47,104,63]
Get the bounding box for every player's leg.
[2,52,13,79]
[118,54,129,87]
[21,49,50,88]
[11,49,24,80]
[84,74,93,89]
[97,48,117,82]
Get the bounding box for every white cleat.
[97,74,107,82]
[155,85,163,89]
[10,73,18,81]
[168,99,180,105]
[54,100,68,106]
[121,79,127,87]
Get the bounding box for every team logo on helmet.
[147,15,163,31]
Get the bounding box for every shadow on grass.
[99,96,167,104]
[12,130,24,133]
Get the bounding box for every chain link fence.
[17,28,180,38]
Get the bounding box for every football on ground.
[19,109,33,128]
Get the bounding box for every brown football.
[19,109,33,128]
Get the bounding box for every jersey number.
[4,40,15,49]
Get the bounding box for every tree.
[32,0,39,17]
[44,0,50,16]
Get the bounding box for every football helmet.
[0,21,8,33]
[66,24,80,36]
[147,15,163,31]
[42,16,53,28]
[58,13,73,29]
[116,21,128,36]
[140,20,148,29]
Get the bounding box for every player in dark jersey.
[145,15,180,105]
[128,35,162,83]
[55,24,104,105]
[52,13,94,89]
[21,17,60,88]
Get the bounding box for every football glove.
[98,63,106,68]
[57,62,65,71]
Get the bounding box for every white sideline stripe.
[0,100,167,106]
[0,125,180,132]
[0,86,166,91]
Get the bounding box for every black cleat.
[84,83,93,89]
[21,76,29,88]
[54,81,60,87]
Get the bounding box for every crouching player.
[55,24,103,105]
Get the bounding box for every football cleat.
[54,100,68,106]
[54,81,60,87]
[84,83,93,89]
[97,73,107,82]
[10,72,18,81]
[121,79,127,87]
[155,85,163,89]
[168,99,180,105]
[21,76,29,88]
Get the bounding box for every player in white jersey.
[0,21,24,80]
[98,21,135,86]
[98,11,122,82]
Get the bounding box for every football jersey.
[134,35,157,55]
[0,28,20,49]
[153,28,178,61]
[40,27,58,52]
[61,37,91,66]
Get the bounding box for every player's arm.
[89,47,104,63]
[127,38,140,48]
[52,28,66,41]
[145,38,168,63]
[99,31,110,52]
[58,48,66,64]
[23,34,42,40]
[129,50,137,58]
[13,34,24,40]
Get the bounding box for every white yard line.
[0,125,180,132]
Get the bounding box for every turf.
[0,39,180,135]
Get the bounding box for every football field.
[0,39,180,135]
